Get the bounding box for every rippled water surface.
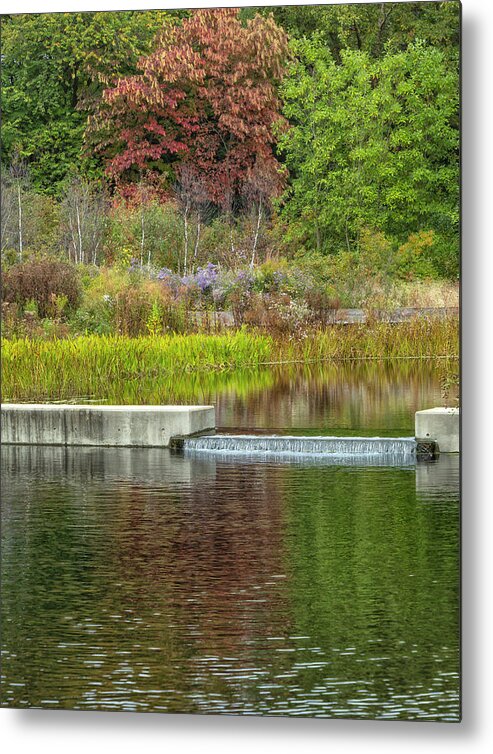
[1,363,459,720]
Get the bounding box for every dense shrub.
[2,258,81,318]
[1,302,72,339]
[253,259,289,294]
[244,292,311,336]
[394,230,439,280]
[322,237,397,309]
[70,267,130,335]
[1,252,459,341]
[113,283,189,336]
[71,267,192,336]
[303,288,340,324]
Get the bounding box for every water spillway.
[182,434,416,455]
[176,434,420,464]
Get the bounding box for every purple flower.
[157,267,174,280]
[193,263,219,293]
[179,274,194,286]
[273,271,287,285]
[235,269,254,290]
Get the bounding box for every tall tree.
[279,36,459,274]
[89,9,289,209]
[1,10,177,192]
[1,152,30,262]
[254,2,460,62]
[61,176,108,265]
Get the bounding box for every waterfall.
[182,435,417,464]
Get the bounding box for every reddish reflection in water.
[1,446,459,719]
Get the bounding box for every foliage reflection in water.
[1,445,459,720]
[5,359,450,437]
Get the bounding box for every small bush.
[113,282,189,336]
[2,258,81,318]
[71,267,191,336]
[113,285,153,336]
[394,230,439,280]
[68,267,126,335]
[303,288,340,324]
[244,292,311,336]
[224,270,255,326]
[253,260,290,294]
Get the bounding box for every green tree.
[1,10,179,193]
[278,37,459,276]
[254,1,460,62]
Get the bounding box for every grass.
[394,280,459,309]
[1,330,272,402]
[271,317,459,363]
[1,318,458,403]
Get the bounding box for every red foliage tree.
[89,9,288,207]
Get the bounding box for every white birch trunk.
[140,206,145,268]
[250,197,262,269]
[183,200,190,276]
[193,214,201,271]
[17,183,23,262]
[76,202,83,264]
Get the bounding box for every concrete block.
[415,407,460,453]
[1,404,215,448]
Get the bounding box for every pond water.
[0,362,460,720]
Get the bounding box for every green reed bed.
[1,331,272,403]
[1,318,458,403]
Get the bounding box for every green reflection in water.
[281,463,459,719]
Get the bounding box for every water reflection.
[2,444,217,486]
[37,360,446,438]
[214,361,445,437]
[1,445,459,720]
[415,454,460,500]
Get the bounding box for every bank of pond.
[1,318,458,405]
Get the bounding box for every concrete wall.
[1,404,215,448]
[415,407,460,453]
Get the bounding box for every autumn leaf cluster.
[90,9,289,206]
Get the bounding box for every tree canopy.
[89,8,289,208]
[1,10,179,192]
[1,4,461,279]
[255,2,460,61]
[278,34,459,273]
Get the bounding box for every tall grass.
[1,331,272,403]
[273,317,459,363]
[1,318,458,403]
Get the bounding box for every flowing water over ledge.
[182,435,417,462]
